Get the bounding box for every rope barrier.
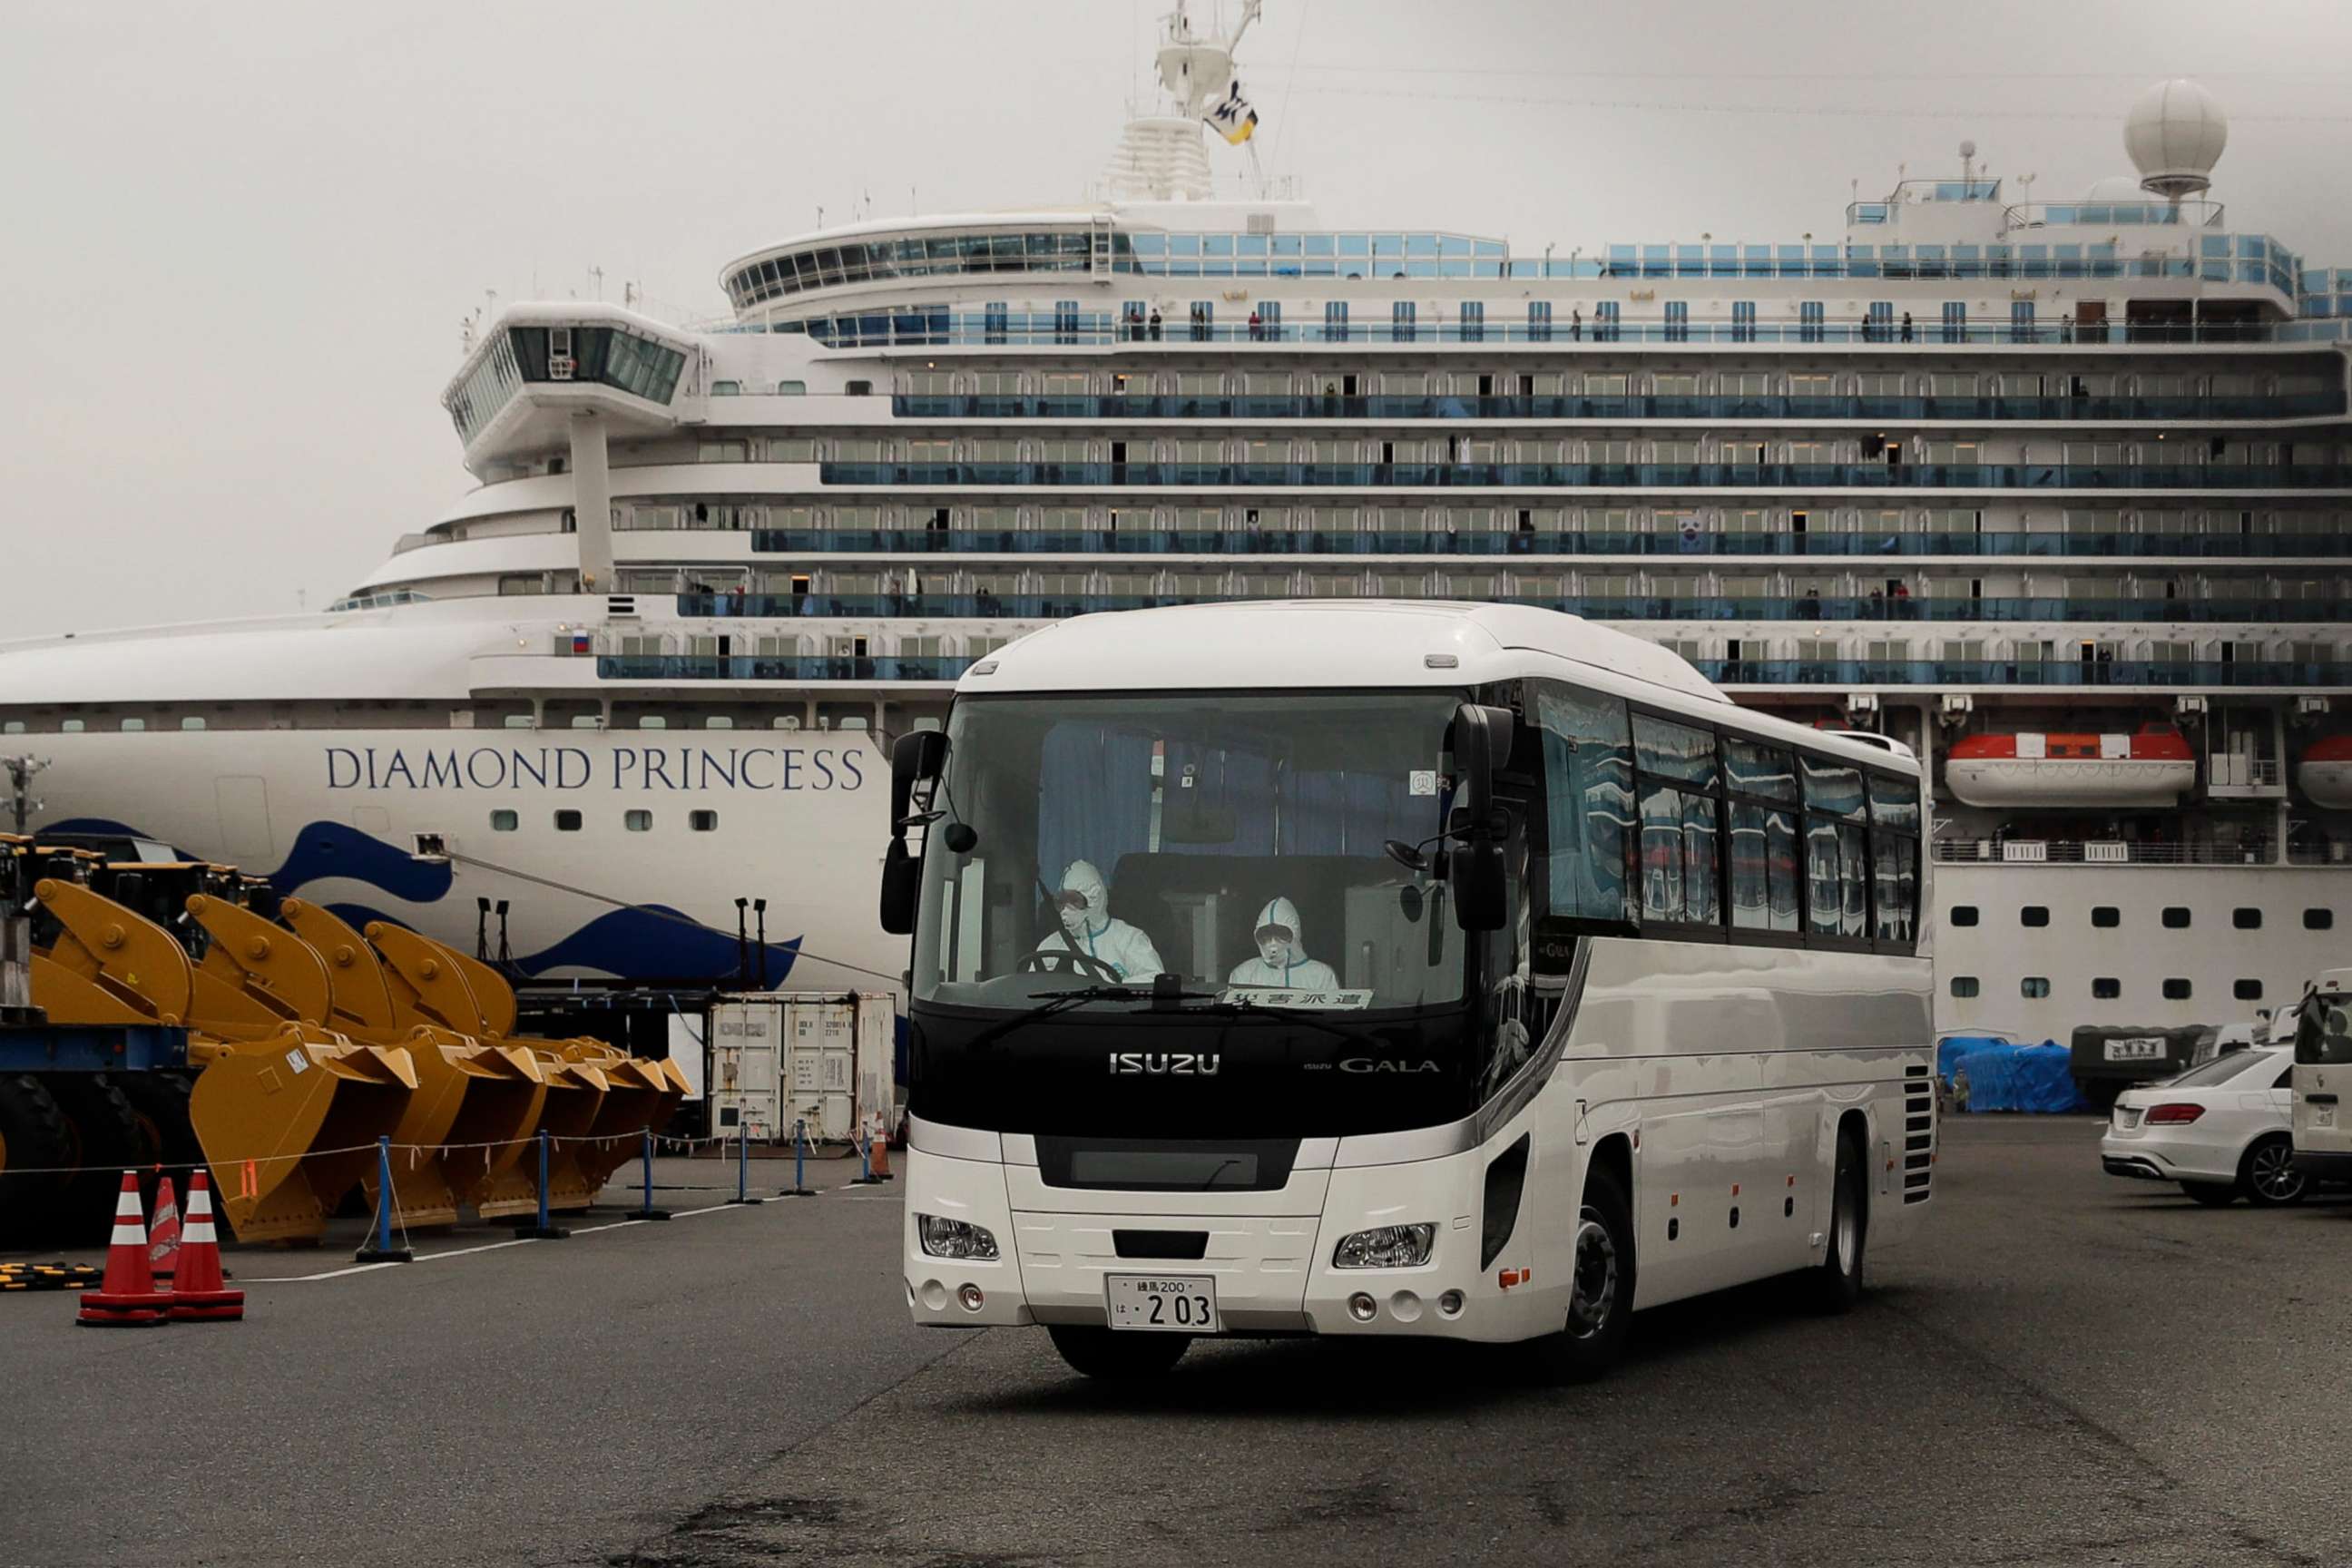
[0,1128,851,1180]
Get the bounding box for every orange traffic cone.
[75,1171,172,1328]
[168,1171,243,1323]
[868,1114,892,1181]
[147,1176,181,1287]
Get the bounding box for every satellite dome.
[2084,174,2150,203]
[2124,77,2226,200]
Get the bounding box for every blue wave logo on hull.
[270,821,456,905]
[324,900,802,985]
[45,816,810,985]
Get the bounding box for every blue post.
[513,1126,570,1239]
[353,1133,413,1263]
[727,1120,761,1204]
[636,1127,671,1220]
[779,1116,814,1197]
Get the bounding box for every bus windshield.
[911,691,1467,1014]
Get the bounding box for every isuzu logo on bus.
[1107,1052,1221,1076]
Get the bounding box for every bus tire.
[1531,1164,1634,1385]
[1811,1127,1867,1313]
[1046,1325,1191,1381]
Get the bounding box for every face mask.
[1256,929,1294,966]
[1060,898,1091,935]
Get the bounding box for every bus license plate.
[1106,1275,1219,1333]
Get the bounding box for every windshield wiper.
[1173,995,1358,1043]
[965,983,1214,1051]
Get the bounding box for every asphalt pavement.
[4,1124,2347,1568]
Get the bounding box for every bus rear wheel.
[1531,1165,1633,1384]
[1810,1128,1867,1312]
[1046,1325,1191,1381]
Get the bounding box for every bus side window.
[1530,680,1634,933]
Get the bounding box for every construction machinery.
[4,841,687,1245]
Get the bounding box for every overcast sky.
[5,0,2348,638]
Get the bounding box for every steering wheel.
[1017,948,1125,985]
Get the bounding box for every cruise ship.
[3,5,2348,1044]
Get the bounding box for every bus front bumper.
[900,1142,1564,1344]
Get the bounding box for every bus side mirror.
[879,838,919,936]
[880,730,948,936]
[888,730,947,826]
[1449,702,1515,933]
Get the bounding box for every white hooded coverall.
[1034,858,1164,982]
[1226,897,1340,992]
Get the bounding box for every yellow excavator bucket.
[384,924,688,1211]
[187,1028,418,1244]
[225,898,550,1229]
[476,1057,607,1217]
[30,877,420,1245]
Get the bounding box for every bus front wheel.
[1046,1325,1191,1381]
[1530,1165,1634,1384]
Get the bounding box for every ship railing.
[1703,659,2352,689]
[792,315,2341,350]
[1932,838,2277,867]
[891,390,2347,423]
[578,650,2352,691]
[815,460,2352,493]
[2287,842,2352,866]
[740,526,2352,562]
[671,592,2352,626]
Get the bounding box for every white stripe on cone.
[113,1192,143,1218]
[182,1221,218,1244]
[109,1222,146,1245]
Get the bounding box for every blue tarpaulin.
[1952,1041,2086,1114]
[1936,1034,2006,1085]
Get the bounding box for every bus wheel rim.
[1566,1216,1616,1338]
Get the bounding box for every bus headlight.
[1332,1223,1436,1269]
[917,1214,1000,1260]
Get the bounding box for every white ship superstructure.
[2,11,2347,1040]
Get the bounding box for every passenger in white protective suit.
[1035,859,1164,982]
[1226,897,1340,993]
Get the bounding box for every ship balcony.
[781,307,2331,353]
[466,648,2352,694]
[814,460,2352,495]
[671,591,2352,627]
[593,653,965,686]
[892,390,2349,425]
[741,525,2352,562]
[2204,754,2288,799]
[1704,658,2350,691]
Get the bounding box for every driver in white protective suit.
[1226,897,1339,994]
[1035,859,1164,982]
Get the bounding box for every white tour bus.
[2289,969,2352,1185]
[880,603,1935,1381]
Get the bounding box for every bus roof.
[959,602,1916,773]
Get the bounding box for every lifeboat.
[1944,724,2193,808]
[2298,734,2352,809]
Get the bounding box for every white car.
[2100,1046,2307,1207]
